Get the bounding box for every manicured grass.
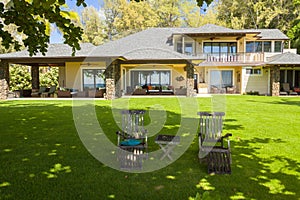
[0,96,300,199]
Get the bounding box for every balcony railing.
[192,52,265,63]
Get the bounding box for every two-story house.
[0,24,299,98]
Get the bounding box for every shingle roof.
[88,28,193,60]
[246,29,289,40]
[267,52,300,65]
[0,43,96,59]
[0,24,290,62]
[173,24,236,34]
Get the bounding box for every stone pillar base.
[272,82,280,96]
[105,78,115,100]
[186,78,195,97]
[0,79,9,100]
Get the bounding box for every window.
[177,42,193,55]
[245,67,262,75]
[184,43,193,55]
[246,41,262,53]
[176,42,182,53]
[263,41,271,52]
[275,41,283,52]
[131,70,171,87]
[82,69,105,89]
[210,70,233,88]
[203,42,237,54]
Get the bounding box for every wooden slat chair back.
[116,110,147,170]
[198,112,225,146]
[198,111,232,174]
[121,110,146,139]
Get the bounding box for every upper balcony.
[191,52,265,64]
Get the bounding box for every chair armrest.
[221,133,232,149]
[221,133,232,139]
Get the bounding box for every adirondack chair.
[198,112,232,174]
[116,110,148,169]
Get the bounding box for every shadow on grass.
[0,100,201,199]
[199,137,300,200]
[247,98,300,107]
[1,100,299,200]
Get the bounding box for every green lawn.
[0,96,300,200]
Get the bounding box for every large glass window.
[203,42,237,54]
[210,70,233,88]
[131,70,171,87]
[83,69,105,89]
[246,41,262,52]
[275,41,283,52]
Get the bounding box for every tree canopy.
[0,0,86,56]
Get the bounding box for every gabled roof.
[88,28,194,60]
[267,52,300,65]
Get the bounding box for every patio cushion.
[120,139,141,146]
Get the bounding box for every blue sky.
[50,0,103,43]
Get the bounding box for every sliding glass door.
[210,70,233,88]
[131,70,171,87]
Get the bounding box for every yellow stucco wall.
[65,62,81,89]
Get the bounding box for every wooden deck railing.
[193,52,265,63]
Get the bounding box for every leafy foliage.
[39,67,59,88]
[0,0,86,56]
[9,65,31,91]
[216,0,300,52]
[81,6,106,45]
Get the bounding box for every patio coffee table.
[155,134,180,160]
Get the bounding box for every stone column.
[114,62,121,98]
[270,65,280,96]
[104,61,115,100]
[31,65,39,90]
[0,79,9,100]
[185,63,195,97]
[105,78,115,100]
[0,60,9,86]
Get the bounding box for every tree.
[287,0,300,53]
[216,0,300,31]
[103,0,123,40]
[114,0,159,36]
[180,0,222,27]
[81,6,106,45]
[216,0,300,52]
[0,0,86,56]
[149,0,181,27]
[0,0,213,55]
